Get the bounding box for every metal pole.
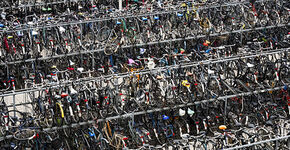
[13,94,16,118]
[224,98,227,120]
[119,0,123,10]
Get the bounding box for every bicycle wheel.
[97,26,111,42]
[13,129,36,141]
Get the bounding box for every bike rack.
[0,48,287,98]
[0,0,289,148]
[0,0,267,33]
[0,23,288,66]
[0,84,287,141]
[0,0,84,11]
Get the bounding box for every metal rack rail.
[0,0,266,33]
[0,48,287,98]
[1,23,288,66]
[224,135,290,150]
[0,84,287,141]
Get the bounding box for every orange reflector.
[219,125,227,130]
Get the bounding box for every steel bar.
[0,23,288,66]
[0,0,267,33]
[223,135,290,150]
[6,101,34,108]
[119,0,122,10]
[0,48,288,97]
